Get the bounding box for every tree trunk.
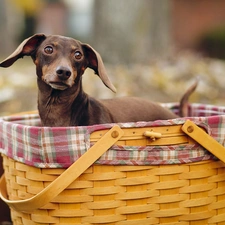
[93,0,171,64]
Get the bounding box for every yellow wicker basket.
[1,112,225,224]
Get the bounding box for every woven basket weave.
[2,155,225,225]
[1,103,225,224]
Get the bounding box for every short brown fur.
[0,34,194,127]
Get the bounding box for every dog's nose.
[56,66,71,80]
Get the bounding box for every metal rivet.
[111,131,119,138]
[187,126,194,133]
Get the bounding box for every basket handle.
[182,120,225,163]
[0,125,124,212]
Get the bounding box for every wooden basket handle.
[1,120,225,212]
[0,125,124,212]
[182,120,225,163]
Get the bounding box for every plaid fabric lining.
[0,103,224,168]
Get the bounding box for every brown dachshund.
[0,34,194,127]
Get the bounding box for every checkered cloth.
[0,103,225,168]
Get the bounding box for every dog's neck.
[37,78,89,127]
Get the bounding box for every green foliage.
[200,27,225,59]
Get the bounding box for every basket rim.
[0,102,224,168]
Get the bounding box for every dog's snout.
[56,66,71,80]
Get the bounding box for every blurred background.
[1,0,225,115]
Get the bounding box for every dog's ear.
[82,44,117,93]
[0,33,46,68]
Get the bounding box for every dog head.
[0,34,116,92]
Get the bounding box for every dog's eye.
[44,46,53,54]
[74,51,82,60]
